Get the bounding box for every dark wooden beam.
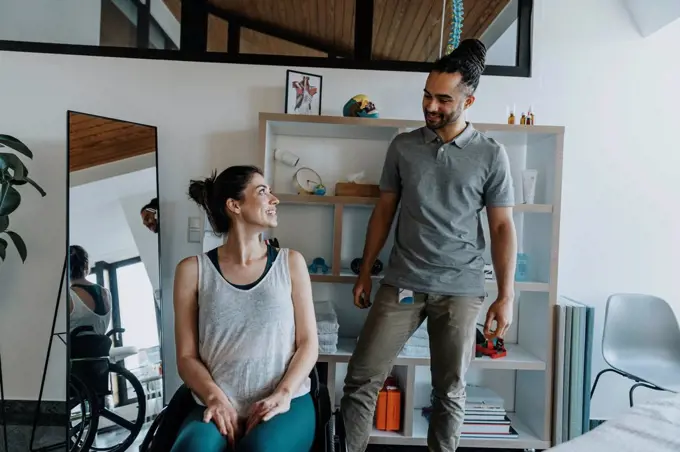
[136,0,150,49]
[205,3,351,58]
[515,0,533,77]
[181,0,208,53]
[228,22,241,55]
[354,0,374,61]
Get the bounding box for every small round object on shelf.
[293,167,323,195]
[350,258,361,275]
[343,94,379,118]
[350,258,383,275]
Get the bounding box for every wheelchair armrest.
[106,328,126,337]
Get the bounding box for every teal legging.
[169,393,315,452]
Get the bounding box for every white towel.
[315,300,340,334]
[406,336,429,348]
[401,344,429,357]
[318,332,338,346]
[319,343,337,354]
[317,319,339,334]
[412,323,429,340]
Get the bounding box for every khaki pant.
[340,284,484,452]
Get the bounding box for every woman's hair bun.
[188,171,216,206]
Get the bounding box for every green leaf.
[0,153,28,181]
[0,238,6,261]
[0,135,33,159]
[0,184,21,216]
[5,231,27,262]
[0,215,7,233]
[24,176,47,197]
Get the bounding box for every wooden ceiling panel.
[169,0,512,62]
[430,0,512,61]
[68,112,156,172]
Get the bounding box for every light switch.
[188,216,202,243]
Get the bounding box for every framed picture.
[285,70,322,115]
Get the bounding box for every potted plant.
[0,134,47,263]
[0,134,47,451]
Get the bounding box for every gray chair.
[590,293,680,407]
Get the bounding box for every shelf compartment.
[309,271,550,292]
[318,338,545,371]
[411,410,550,450]
[276,193,553,213]
[261,113,564,139]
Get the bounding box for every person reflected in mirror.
[141,197,159,233]
[171,165,318,452]
[341,39,518,452]
[68,245,112,336]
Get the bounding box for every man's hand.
[353,274,373,309]
[483,296,514,339]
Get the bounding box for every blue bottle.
[515,253,529,282]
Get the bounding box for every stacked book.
[314,300,339,354]
[422,385,518,439]
[552,296,595,444]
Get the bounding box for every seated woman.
[171,165,319,452]
[69,245,112,336]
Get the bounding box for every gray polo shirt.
[379,123,514,297]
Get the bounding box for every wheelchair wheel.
[90,362,147,452]
[69,374,99,452]
[333,409,348,452]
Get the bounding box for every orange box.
[375,390,388,430]
[385,390,401,431]
[375,385,401,431]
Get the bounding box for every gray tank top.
[193,248,311,416]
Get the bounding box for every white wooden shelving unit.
[254,112,563,450]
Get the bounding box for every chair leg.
[629,381,666,407]
[590,368,619,400]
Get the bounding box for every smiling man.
[340,39,518,452]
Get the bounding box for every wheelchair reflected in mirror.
[69,326,148,452]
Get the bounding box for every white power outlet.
[187,216,202,243]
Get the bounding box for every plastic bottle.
[515,253,529,282]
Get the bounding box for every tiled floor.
[95,427,519,452]
[91,424,150,451]
[1,424,525,452]
[0,424,67,452]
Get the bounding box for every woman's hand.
[203,392,241,447]
[245,390,292,434]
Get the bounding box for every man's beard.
[424,104,463,130]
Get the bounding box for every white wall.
[485,19,518,67]
[120,192,161,293]
[1,0,679,420]
[0,0,101,45]
[69,166,158,264]
[623,0,680,37]
[69,199,137,264]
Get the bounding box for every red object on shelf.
[375,376,402,431]
[476,338,507,359]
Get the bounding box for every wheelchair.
[139,364,347,452]
[69,326,149,452]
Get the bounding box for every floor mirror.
[67,111,163,452]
